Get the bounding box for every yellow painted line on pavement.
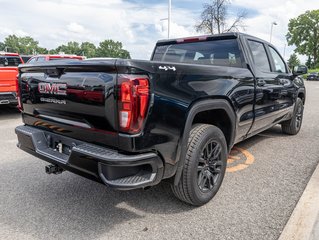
[226,147,255,173]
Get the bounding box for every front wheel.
[171,124,227,206]
[281,97,304,135]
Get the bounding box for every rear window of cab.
[152,39,243,68]
[0,56,22,67]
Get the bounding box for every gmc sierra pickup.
[15,33,306,205]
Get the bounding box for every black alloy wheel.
[171,124,227,206]
[197,140,223,192]
[282,97,304,135]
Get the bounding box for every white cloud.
[233,0,319,62]
[0,0,199,59]
[0,0,318,62]
[67,22,86,34]
[0,26,29,37]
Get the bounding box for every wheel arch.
[173,98,236,185]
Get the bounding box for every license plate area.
[44,132,76,156]
[53,141,71,155]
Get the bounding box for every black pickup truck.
[15,33,306,205]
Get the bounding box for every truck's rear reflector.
[118,75,149,134]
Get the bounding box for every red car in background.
[27,54,85,63]
[0,52,24,105]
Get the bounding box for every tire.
[281,97,304,135]
[171,124,227,206]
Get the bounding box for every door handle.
[257,79,266,87]
[279,79,290,86]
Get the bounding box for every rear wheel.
[171,124,227,206]
[281,97,304,135]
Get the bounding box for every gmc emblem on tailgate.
[38,83,67,96]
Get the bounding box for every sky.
[0,0,318,62]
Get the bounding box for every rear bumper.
[15,125,164,189]
[0,92,17,105]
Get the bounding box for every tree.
[1,34,131,58]
[96,40,130,59]
[195,0,246,34]
[52,40,130,58]
[286,10,319,67]
[305,56,313,69]
[0,41,5,51]
[288,53,300,69]
[3,35,47,54]
[80,42,96,58]
[54,41,82,55]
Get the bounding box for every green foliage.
[53,41,82,55]
[1,35,131,58]
[80,42,96,58]
[309,68,319,73]
[305,56,313,69]
[3,35,48,54]
[286,10,319,66]
[51,40,130,58]
[287,53,300,69]
[96,40,130,59]
[0,41,5,51]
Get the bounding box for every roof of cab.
[156,32,268,46]
[0,52,20,56]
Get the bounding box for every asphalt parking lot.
[1,81,319,240]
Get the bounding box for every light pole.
[270,21,277,43]
[160,18,168,38]
[168,0,171,39]
[160,0,171,39]
[283,43,286,59]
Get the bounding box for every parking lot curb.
[278,163,319,240]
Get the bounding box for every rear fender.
[174,99,236,185]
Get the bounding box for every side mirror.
[293,65,308,75]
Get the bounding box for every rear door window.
[247,40,271,72]
[152,39,243,68]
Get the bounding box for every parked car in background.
[0,52,24,105]
[306,72,319,81]
[27,54,85,63]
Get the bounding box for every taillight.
[16,74,23,111]
[118,75,150,134]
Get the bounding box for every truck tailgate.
[19,60,119,148]
[0,67,18,92]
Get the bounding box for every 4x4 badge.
[159,66,176,71]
